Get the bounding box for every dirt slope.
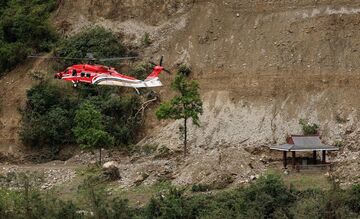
[1,0,360,185]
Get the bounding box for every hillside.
[1,0,360,186]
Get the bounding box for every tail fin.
[145,66,164,81]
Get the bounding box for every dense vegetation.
[73,101,115,163]
[19,25,147,155]
[1,174,360,218]
[0,0,57,74]
[19,82,142,155]
[55,26,128,67]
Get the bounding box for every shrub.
[237,174,295,218]
[78,176,135,218]
[20,82,142,156]
[19,83,75,152]
[0,0,57,74]
[178,64,192,76]
[347,184,360,213]
[0,173,78,219]
[144,187,206,219]
[335,140,343,147]
[55,26,126,68]
[141,32,152,47]
[191,184,210,192]
[299,119,319,135]
[128,62,153,80]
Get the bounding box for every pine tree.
[156,66,203,157]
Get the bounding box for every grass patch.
[266,168,332,190]
[111,181,173,206]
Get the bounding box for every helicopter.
[28,54,171,93]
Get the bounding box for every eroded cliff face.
[1,0,360,185]
[53,0,360,185]
[55,0,360,147]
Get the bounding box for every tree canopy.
[73,101,114,163]
[0,0,57,74]
[156,67,203,156]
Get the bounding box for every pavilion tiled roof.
[270,135,339,152]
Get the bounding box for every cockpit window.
[72,69,77,76]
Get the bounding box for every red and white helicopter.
[29,54,170,92]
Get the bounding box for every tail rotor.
[148,55,171,74]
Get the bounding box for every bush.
[191,184,210,192]
[347,184,360,213]
[299,119,319,135]
[236,174,295,218]
[55,26,126,68]
[0,0,57,74]
[20,82,142,155]
[178,64,192,76]
[20,83,75,152]
[0,173,78,219]
[144,187,207,219]
[78,176,135,219]
[141,32,152,47]
[1,174,360,218]
[128,62,154,80]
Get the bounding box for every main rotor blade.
[159,56,164,66]
[99,56,139,62]
[28,55,94,61]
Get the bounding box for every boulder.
[102,161,120,181]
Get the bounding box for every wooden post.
[313,151,317,164]
[322,150,326,164]
[292,151,296,168]
[283,151,287,168]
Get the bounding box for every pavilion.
[270,135,339,169]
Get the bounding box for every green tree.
[0,0,57,74]
[20,83,75,153]
[55,26,126,69]
[73,102,114,164]
[156,67,203,157]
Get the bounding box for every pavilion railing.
[294,163,332,172]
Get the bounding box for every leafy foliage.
[156,67,203,156]
[128,62,154,80]
[73,102,114,163]
[1,174,360,218]
[55,26,126,68]
[20,82,142,156]
[20,83,75,152]
[145,187,207,219]
[0,0,57,74]
[141,32,152,47]
[0,174,78,219]
[299,119,319,135]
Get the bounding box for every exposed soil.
[1,0,360,187]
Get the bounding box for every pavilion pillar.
[292,151,296,168]
[313,151,317,164]
[322,150,326,164]
[283,151,287,168]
